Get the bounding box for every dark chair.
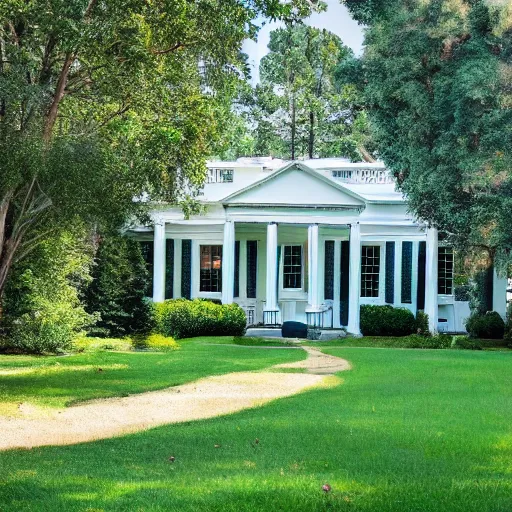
[281,321,308,339]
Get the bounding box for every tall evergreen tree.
[343,0,512,280]
[252,24,372,160]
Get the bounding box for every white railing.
[331,169,394,184]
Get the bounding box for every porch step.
[245,328,284,339]
[245,327,346,341]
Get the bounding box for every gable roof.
[222,162,366,207]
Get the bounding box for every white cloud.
[242,0,364,84]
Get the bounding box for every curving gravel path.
[0,347,350,451]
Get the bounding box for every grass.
[1,344,512,510]
[0,336,304,409]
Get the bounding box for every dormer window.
[208,168,234,183]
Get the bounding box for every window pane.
[200,245,223,292]
[361,246,380,297]
[438,247,454,295]
[283,245,302,289]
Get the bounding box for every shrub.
[415,311,430,336]
[7,297,93,354]
[465,311,505,339]
[85,235,154,337]
[1,230,95,354]
[360,305,416,336]
[451,335,482,350]
[131,333,178,351]
[155,299,246,339]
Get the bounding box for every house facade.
[129,157,507,334]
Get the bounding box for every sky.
[242,0,365,84]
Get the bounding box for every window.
[361,245,381,297]
[438,247,454,295]
[283,245,302,289]
[331,170,353,180]
[207,168,234,183]
[200,245,222,292]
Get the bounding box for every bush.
[360,305,417,336]
[155,299,246,339]
[131,333,178,351]
[465,311,505,339]
[1,230,95,354]
[451,335,482,350]
[6,299,92,354]
[415,311,430,336]
[85,235,154,337]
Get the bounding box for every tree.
[85,234,153,337]
[343,0,512,301]
[1,228,95,352]
[252,23,371,160]
[0,0,324,303]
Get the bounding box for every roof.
[200,158,404,205]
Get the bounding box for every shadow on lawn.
[2,349,512,511]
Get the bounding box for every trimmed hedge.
[155,299,246,339]
[360,305,417,336]
[465,311,505,339]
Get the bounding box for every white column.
[307,224,321,311]
[425,227,438,333]
[152,220,166,303]
[264,223,279,317]
[493,268,507,319]
[347,222,361,335]
[221,220,235,304]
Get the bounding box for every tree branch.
[43,52,75,141]
[150,42,186,55]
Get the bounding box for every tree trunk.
[308,110,314,159]
[359,146,376,163]
[291,95,296,160]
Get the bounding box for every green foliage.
[451,335,482,350]
[415,311,430,336]
[130,333,178,352]
[1,230,94,354]
[0,0,323,300]
[343,0,512,266]
[360,305,417,336]
[85,235,154,337]
[155,299,246,339]
[248,24,371,160]
[465,311,505,339]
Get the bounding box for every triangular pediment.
[222,163,364,207]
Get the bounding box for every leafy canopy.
[343,0,512,268]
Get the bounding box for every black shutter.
[385,241,395,304]
[276,245,281,298]
[181,239,192,299]
[246,241,258,299]
[140,241,154,295]
[234,241,240,298]
[401,241,413,304]
[340,241,350,326]
[165,239,174,300]
[324,241,335,300]
[417,241,426,310]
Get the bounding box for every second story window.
[208,168,234,183]
[438,247,454,295]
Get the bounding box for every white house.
[129,157,507,335]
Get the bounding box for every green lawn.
[2,344,512,511]
[0,337,304,410]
